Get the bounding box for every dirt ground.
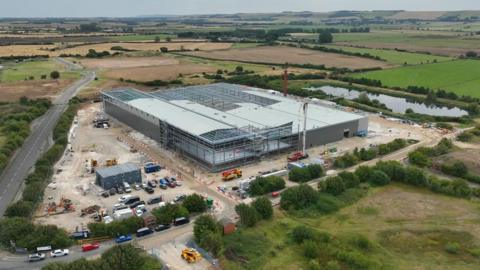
[436,148,480,175]
[0,44,56,57]
[387,11,446,20]
[103,63,216,81]
[79,56,179,69]
[184,46,391,69]
[35,104,204,231]
[0,79,75,101]
[53,42,232,56]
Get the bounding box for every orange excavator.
[222,168,242,181]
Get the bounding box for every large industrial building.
[102,83,368,172]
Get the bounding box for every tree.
[4,200,34,218]
[199,231,223,256]
[182,193,207,213]
[166,37,172,42]
[307,164,325,179]
[235,66,244,73]
[320,176,345,195]
[280,184,318,210]
[50,71,60,79]
[160,47,168,53]
[465,51,478,58]
[193,215,219,243]
[154,36,160,43]
[235,203,259,227]
[408,151,431,167]
[404,166,428,186]
[318,32,333,43]
[369,170,390,186]
[291,225,316,244]
[354,166,373,183]
[252,197,273,219]
[375,160,406,182]
[249,176,285,196]
[338,171,360,188]
[289,167,312,183]
[151,204,189,225]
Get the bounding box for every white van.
[123,182,132,193]
[118,195,132,203]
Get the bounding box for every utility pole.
[302,102,308,155]
[283,69,288,97]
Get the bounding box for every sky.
[1,0,480,17]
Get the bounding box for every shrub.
[193,215,219,243]
[289,167,312,183]
[369,170,390,186]
[252,197,273,220]
[307,164,325,179]
[4,200,34,218]
[338,171,360,188]
[302,240,318,259]
[445,242,460,254]
[151,204,189,225]
[291,225,316,244]
[249,176,285,196]
[88,217,144,238]
[235,203,259,227]
[325,260,341,270]
[50,70,60,79]
[315,193,342,214]
[280,184,318,210]
[320,176,346,195]
[354,166,373,183]
[182,193,207,213]
[404,166,428,186]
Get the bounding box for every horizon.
[1,0,480,18]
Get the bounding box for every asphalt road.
[0,69,95,216]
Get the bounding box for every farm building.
[95,163,142,189]
[102,83,368,172]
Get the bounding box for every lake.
[310,86,468,117]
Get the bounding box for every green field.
[222,184,480,270]
[0,60,79,82]
[353,59,480,97]
[108,34,177,42]
[324,45,452,65]
[230,43,264,49]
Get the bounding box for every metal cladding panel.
[96,169,142,190]
[104,100,162,142]
[305,119,363,147]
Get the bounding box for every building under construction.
[102,83,368,172]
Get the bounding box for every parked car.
[175,181,183,187]
[168,181,176,188]
[82,243,100,252]
[116,186,124,194]
[174,194,187,203]
[109,188,116,196]
[141,182,148,189]
[135,208,144,217]
[129,200,145,209]
[159,184,167,190]
[154,224,171,232]
[50,249,69,257]
[101,191,109,198]
[123,182,132,193]
[147,180,157,188]
[115,235,132,244]
[144,186,154,194]
[133,184,141,191]
[28,253,45,262]
[118,195,132,203]
[136,227,153,237]
[174,216,190,226]
[147,196,162,205]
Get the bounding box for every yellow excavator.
[181,248,201,263]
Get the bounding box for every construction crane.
[288,102,309,162]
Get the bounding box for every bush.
[291,225,316,244]
[338,171,360,188]
[325,260,341,270]
[302,240,319,259]
[369,170,391,186]
[249,176,285,196]
[408,151,431,167]
[334,152,359,169]
[280,184,318,210]
[88,217,144,238]
[151,204,189,225]
[307,164,325,179]
[320,176,346,195]
[289,167,312,183]
[50,71,60,79]
[235,203,259,227]
[445,242,461,254]
[4,200,34,218]
[404,166,428,186]
[315,193,342,214]
[374,160,406,182]
[193,215,219,243]
[182,193,207,213]
[354,166,373,183]
[252,197,273,220]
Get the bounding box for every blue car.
[115,234,132,244]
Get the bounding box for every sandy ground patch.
[103,64,216,81]
[79,56,179,69]
[185,46,391,69]
[0,79,74,101]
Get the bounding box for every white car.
[118,195,131,203]
[50,249,69,257]
[175,181,183,186]
[135,208,144,217]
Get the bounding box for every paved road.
[0,69,95,216]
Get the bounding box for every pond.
[310,86,468,117]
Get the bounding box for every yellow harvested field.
[0,79,74,101]
[103,63,216,81]
[185,46,391,69]
[0,45,56,57]
[388,11,446,20]
[55,42,232,56]
[79,56,179,69]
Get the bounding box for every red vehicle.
[287,152,308,162]
[271,191,280,197]
[82,243,100,252]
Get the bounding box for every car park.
[50,249,69,257]
[154,224,171,232]
[82,243,100,252]
[115,234,132,243]
[28,253,45,262]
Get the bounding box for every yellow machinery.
[181,248,201,263]
[105,158,117,167]
[222,168,242,181]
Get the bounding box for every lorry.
[287,151,308,162]
[222,168,242,181]
[113,208,133,220]
[181,248,201,263]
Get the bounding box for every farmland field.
[353,60,480,98]
[108,34,177,42]
[333,32,480,56]
[324,45,452,65]
[184,46,391,69]
[79,56,179,69]
[0,60,79,82]
[222,184,480,270]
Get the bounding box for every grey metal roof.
[96,163,139,178]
